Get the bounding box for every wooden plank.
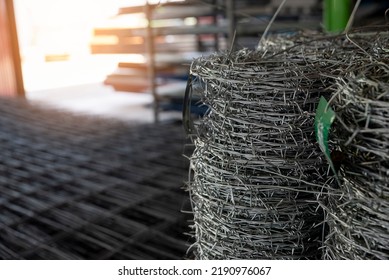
[93,24,226,37]
[0,0,24,97]
[104,73,167,93]
[91,42,197,54]
[110,67,148,78]
[105,75,187,96]
[117,5,147,14]
[90,44,145,54]
[93,27,145,37]
[118,62,183,72]
[117,62,148,69]
[104,75,151,87]
[117,63,188,80]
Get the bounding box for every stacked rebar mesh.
[323,31,389,259]
[188,37,333,259]
[0,98,191,259]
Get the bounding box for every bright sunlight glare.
[13,0,163,91]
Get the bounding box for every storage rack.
[91,0,320,122]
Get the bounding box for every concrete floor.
[27,82,183,124]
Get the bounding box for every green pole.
[324,0,351,33]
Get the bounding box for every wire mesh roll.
[324,32,389,259]
[188,41,331,259]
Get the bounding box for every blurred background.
[4,0,388,122]
[13,0,160,122]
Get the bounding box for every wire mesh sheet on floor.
[0,97,192,259]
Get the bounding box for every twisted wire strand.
[324,32,389,259]
[188,28,389,260]
[188,35,333,259]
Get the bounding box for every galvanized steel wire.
[187,29,389,260]
[323,30,389,260]
[188,35,332,260]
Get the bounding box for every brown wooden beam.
[0,0,24,97]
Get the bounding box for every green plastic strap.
[315,96,338,180]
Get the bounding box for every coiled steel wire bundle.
[186,26,389,259]
[187,37,334,259]
[323,30,389,259]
